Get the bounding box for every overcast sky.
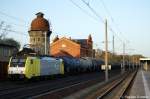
[0,0,150,57]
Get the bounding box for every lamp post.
[122,43,125,74]
[105,19,108,82]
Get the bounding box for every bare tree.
[0,21,4,39]
[1,25,11,39]
[2,38,20,49]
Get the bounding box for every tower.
[87,34,93,49]
[28,12,52,55]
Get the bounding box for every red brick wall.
[50,39,81,58]
[50,38,94,58]
[80,48,93,57]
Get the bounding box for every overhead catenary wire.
[100,0,132,55]
[0,11,29,39]
[69,0,99,22]
[0,10,28,31]
[0,19,28,28]
[0,28,28,36]
[81,0,104,23]
[81,0,124,43]
[99,0,129,43]
[79,0,133,56]
[99,0,114,22]
[0,11,29,38]
[0,19,28,29]
[0,10,26,23]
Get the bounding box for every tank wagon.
[57,56,104,73]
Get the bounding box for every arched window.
[33,38,36,42]
[38,38,40,42]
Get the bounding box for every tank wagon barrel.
[57,56,81,73]
[57,56,104,73]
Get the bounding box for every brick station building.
[50,34,95,58]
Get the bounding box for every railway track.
[0,72,104,99]
[0,70,120,99]
[83,71,137,99]
[31,70,121,99]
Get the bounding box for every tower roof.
[30,12,50,31]
[88,34,92,41]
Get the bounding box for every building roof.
[72,39,88,48]
[72,34,92,48]
[51,36,92,49]
[0,43,17,48]
[30,12,50,31]
[15,48,36,56]
[51,37,80,47]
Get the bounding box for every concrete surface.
[129,70,150,99]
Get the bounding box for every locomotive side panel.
[40,58,63,76]
[25,57,40,79]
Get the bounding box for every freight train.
[8,54,105,79]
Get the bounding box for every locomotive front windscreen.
[10,58,26,67]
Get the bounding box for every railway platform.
[128,69,150,99]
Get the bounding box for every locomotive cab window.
[10,58,26,67]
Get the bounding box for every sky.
[0,0,150,57]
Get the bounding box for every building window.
[0,47,2,56]
[38,38,40,42]
[33,38,36,42]
[3,48,8,57]
[30,39,32,42]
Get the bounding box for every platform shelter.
[140,58,150,71]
